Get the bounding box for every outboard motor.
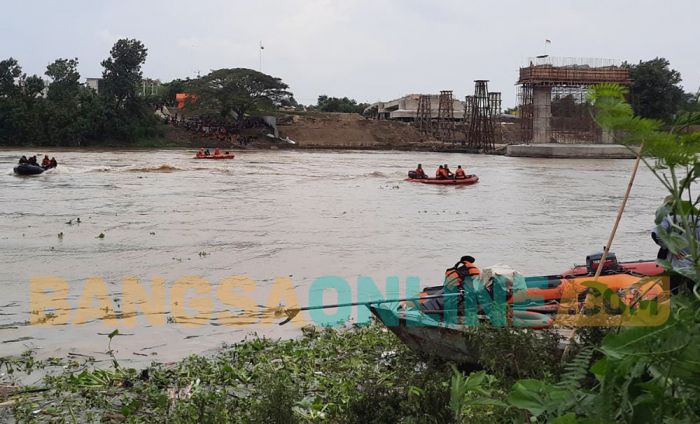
[407,170,418,179]
[585,252,621,275]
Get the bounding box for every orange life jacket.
[444,260,481,289]
[455,168,466,178]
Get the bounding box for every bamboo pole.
[562,148,643,354]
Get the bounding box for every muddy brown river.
[0,149,665,367]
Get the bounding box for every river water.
[0,148,665,366]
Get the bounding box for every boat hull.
[562,260,664,277]
[369,264,669,364]
[405,175,479,185]
[369,304,482,364]
[13,164,45,175]
[193,155,235,160]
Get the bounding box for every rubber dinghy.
[194,154,235,160]
[405,175,479,185]
[13,164,46,175]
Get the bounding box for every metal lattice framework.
[463,95,474,123]
[436,90,456,143]
[488,92,502,144]
[466,80,495,151]
[518,85,534,142]
[415,94,432,135]
[488,92,502,117]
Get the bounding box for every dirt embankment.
[160,112,514,152]
[277,112,460,151]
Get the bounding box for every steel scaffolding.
[466,80,495,151]
[436,90,456,143]
[415,94,432,135]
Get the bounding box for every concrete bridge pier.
[533,86,552,143]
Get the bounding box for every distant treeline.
[312,95,370,114]
[0,39,161,146]
[2,42,697,148]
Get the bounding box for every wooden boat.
[368,259,668,365]
[405,175,479,186]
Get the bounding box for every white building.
[367,94,465,121]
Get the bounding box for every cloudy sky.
[2,0,699,107]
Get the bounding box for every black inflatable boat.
[13,164,46,175]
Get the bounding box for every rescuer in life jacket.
[436,165,445,179]
[213,147,221,156]
[196,148,205,158]
[412,255,481,318]
[41,155,50,168]
[455,165,466,179]
[443,164,454,178]
[415,164,427,179]
[444,255,481,290]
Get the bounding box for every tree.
[188,68,294,121]
[0,58,22,96]
[22,75,45,98]
[100,39,148,109]
[316,95,369,114]
[99,39,159,141]
[626,57,686,122]
[682,88,700,113]
[45,58,81,102]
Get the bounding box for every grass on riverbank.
[3,296,699,423]
[2,325,533,423]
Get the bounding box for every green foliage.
[0,57,22,96]
[589,83,700,283]
[556,346,594,392]
[45,58,81,102]
[448,367,508,422]
[625,57,686,123]
[501,84,700,423]
[509,379,571,420]
[0,39,161,146]
[188,68,295,122]
[316,95,369,114]
[23,75,45,98]
[100,38,148,109]
[473,326,562,380]
[683,89,700,113]
[250,368,301,423]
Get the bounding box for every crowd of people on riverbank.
[18,154,57,169]
[410,163,468,179]
[165,115,267,147]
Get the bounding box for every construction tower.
[415,94,432,135]
[436,90,456,143]
[466,80,495,151]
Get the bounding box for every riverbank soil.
[276,112,449,150]
[161,112,486,152]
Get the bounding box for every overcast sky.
[2,0,699,107]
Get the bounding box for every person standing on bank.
[652,197,700,294]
